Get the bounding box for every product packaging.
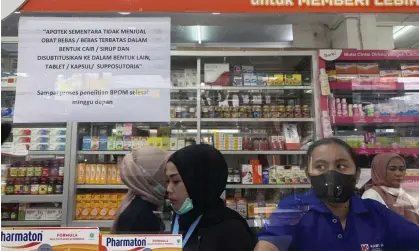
[83,137,92,150]
[236,198,248,219]
[100,234,182,251]
[284,74,302,85]
[241,164,253,184]
[321,111,333,138]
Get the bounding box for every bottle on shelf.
[336,98,342,117]
[341,98,348,117]
[329,96,336,117]
[322,111,333,138]
[319,68,331,96]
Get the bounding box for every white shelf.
[170,86,197,91]
[201,118,314,122]
[1,195,63,203]
[225,184,311,189]
[170,118,197,122]
[1,221,61,226]
[77,185,128,189]
[78,151,131,155]
[200,85,312,90]
[1,117,13,123]
[28,151,65,155]
[1,86,16,91]
[71,220,172,230]
[220,150,306,155]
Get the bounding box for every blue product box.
[82,136,92,150]
[99,136,108,151]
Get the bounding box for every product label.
[101,234,182,251]
[1,228,99,251]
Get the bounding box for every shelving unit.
[1,195,64,203]
[1,221,61,226]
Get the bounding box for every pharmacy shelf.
[329,81,407,91]
[353,148,419,155]
[332,116,419,125]
[225,184,311,189]
[77,185,128,189]
[28,151,65,155]
[220,150,307,155]
[71,220,172,231]
[1,86,16,91]
[170,118,197,122]
[1,195,63,203]
[170,86,197,91]
[201,118,314,122]
[78,151,134,155]
[1,221,61,226]
[200,85,312,91]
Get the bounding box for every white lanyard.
[172,214,203,248]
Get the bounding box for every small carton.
[49,128,66,136]
[123,123,134,136]
[91,136,99,151]
[284,74,302,85]
[25,208,46,221]
[267,74,284,86]
[284,167,293,184]
[107,136,116,150]
[75,194,83,220]
[48,143,66,151]
[12,128,31,136]
[243,73,256,86]
[336,74,358,82]
[31,128,51,136]
[400,64,419,71]
[108,194,119,219]
[236,198,248,219]
[98,194,109,220]
[99,136,108,150]
[95,164,102,184]
[357,63,379,74]
[276,166,285,184]
[170,137,178,150]
[256,73,267,86]
[81,194,92,220]
[29,143,49,151]
[82,136,92,150]
[18,203,26,221]
[177,139,185,149]
[402,70,419,77]
[45,207,62,221]
[115,136,124,151]
[123,136,132,151]
[90,194,101,220]
[241,65,254,73]
[291,166,301,184]
[233,75,243,86]
[247,202,258,219]
[380,70,402,77]
[269,166,278,184]
[335,63,357,74]
[147,137,157,147]
[115,123,124,136]
[241,164,253,184]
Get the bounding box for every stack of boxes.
[1,203,62,221]
[268,166,309,185]
[171,69,197,87]
[76,163,122,185]
[75,193,126,221]
[213,133,243,151]
[12,128,67,151]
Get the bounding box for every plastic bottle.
[320,68,331,96]
[359,104,365,117]
[322,111,333,138]
[353,104,359,117]
[329,96,336,117]
[336,98,342,117]
[348,104,353,117]
[341,98,348,117]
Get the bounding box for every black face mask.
[310,170,357,203]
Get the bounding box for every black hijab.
[168,144,228,232]
[1,124,12,144]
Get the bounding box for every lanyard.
[172,214,203,248]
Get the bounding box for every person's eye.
[315,165,326,170]
[337,164,346,169]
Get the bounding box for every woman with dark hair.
[362,153,419,225]
[254,138,419,251]
[166,144,257,251]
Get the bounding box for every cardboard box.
[99,136,108,150]
[284,74,302,85]
[101,234,182,251]
[241,164,253,184]
[91,136,99,151]
[75,194,83,220]
[123,136,132,151]
[335,63,357,74]
[204,63,230,83]
[357,63,379,74]
[401,64,419,71]
[24,208,46,221]
[266,74,284,86]
[380,70,402,77]
[48,143,66,151]
[170,137,178,150]
[80,194,91,220]
[45,208,62,221]
[402,70,419,77]
[115,136,124,151]
[99,194,109,220]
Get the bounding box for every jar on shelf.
[170,106,176,118]
[202,106,209,118]
[279,105,286,118]
[223,106,231,118]
[26,162,34,177]
[50,161,59,177]
[42,164,50,177]
[14,177,24,195]
[233,169,241,183]
[175,105,182,118]
[39,178,48,195]
[302,105,310,118]
[34,162,42,177]
[227,168,234,183]
[208,106,215,118]
[263,106,271,118]
[189,107,196,118]
[55,177,63,194]
[18,163,27,177]
[253,106,262,118]
[215,106,222,118]
[181,106,189,118]
[47,178,56,194]
[23,177,31,195]
[30,177,40,195]
[58,159,64,177]
[294,105,302,118]
[6,178,15,195]
[232,106,240,118]
[286,105,294,118]
[9,163,18,177]
[239,106,247,118]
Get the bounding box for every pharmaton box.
[100,234,182,251]
[1,227,99,251]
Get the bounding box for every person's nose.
[166,183,174,194]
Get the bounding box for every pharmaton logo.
[1,0,27,20]
[361,244,370,251]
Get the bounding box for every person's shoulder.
[362,188,380,199]
[360,196,390,216]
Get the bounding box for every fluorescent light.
[14,11,21,14]
[118,12,131,15]
[197,25,202,44]
[212,12,221,15]
[393,25,414,40]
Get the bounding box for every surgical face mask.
[310,170,357,203]
[154,183,166,194]
[172,198,194,215]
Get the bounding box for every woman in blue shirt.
[255,138,419,251]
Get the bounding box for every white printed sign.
[101,234,182,251]
[14,17,171,123]
[1,227,99,251]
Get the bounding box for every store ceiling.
[1,12,419,48]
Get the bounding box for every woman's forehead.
[310,143,352,162]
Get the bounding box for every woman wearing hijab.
[166,144,257,251]
[111,146,172,234]
[362,152,419,225]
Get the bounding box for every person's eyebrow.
[168,173,179,178]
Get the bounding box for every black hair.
[304,138,358,170]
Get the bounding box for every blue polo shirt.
[258,191,419,251]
